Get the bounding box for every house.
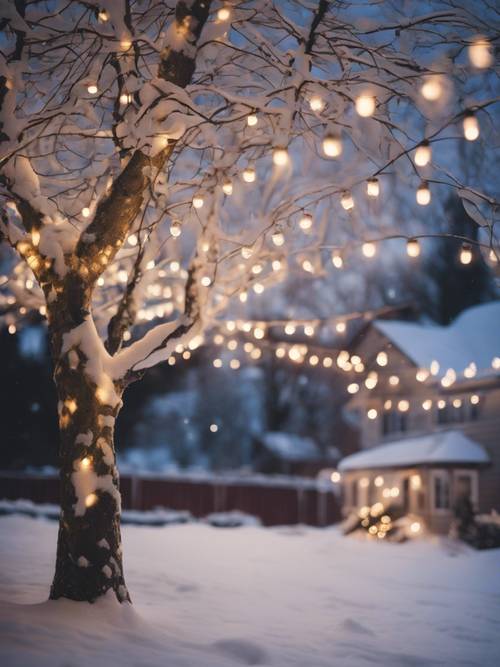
[253,431,340,477]
[338,301,500,533]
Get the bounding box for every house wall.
[345,327,500,512]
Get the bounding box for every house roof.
[261,432,321,462]
[338,431,490,472]
[374,301,500,378]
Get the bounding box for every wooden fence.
[0,472,340,527]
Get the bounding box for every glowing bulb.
[406,238,420,257]
[82,207,91,218]
[416,181,431,206]
[468,37,493,68]
[242,167,256,183]
[120,38,132,51]
[253,282,264,294]
[299,213,313,231]
[470,394,480,405]
[336,321,346,334]
[414,141,431,167]
[87,84,98,94]
[247,114,258,127]
[201,276,212,287]
[98,9,109,22]
[31,229,40,246]
[374,476,384,487]
[463,112,479,141]
[192,194,204,209]
[309,96,325,112]
[322,134,342,157]
[366,178,379,197]
[422,399,432,411]
[410,521,421,533]
[272,231,285,246]
[420,75,442,101]
[241,246,253,259]
[331,252,343,269]
[170,221,182,237]
[217,7,231,21]
[460,244,473,265]
[80,457,91,470]
[222,179,233,195]
[362,242,376,258]
[367,408,378,420]
[398,400,409,412]
[355,94,376,117]
[347,383,359,394]
[331,471,341,483]
[119,93,132,105]
[341,192,354,210]
[273,147,289,166]
[416,369,429,382]
[230,359,240,370]
[85,493,98,508]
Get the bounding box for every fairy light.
[389,375,399,386]
[322,133,342,157]
[416,369,429,382]
[355,94,376,117]
[253,283,264,294]
[273,147,289,166]
[414,141,431,167]
[470,394,480,405]
[309,355,319,366]
[463,111,479,141]
[128,233,138,246]
[242,167,256,183]
[406,238,420,258]
[468,37,493,68]
[81,207,91,218]
[365,372,378,389]
[460,244,473,265]
[272,260,282,271]
[170,221,182,237]
[331,252,343,269]
[422,399,432,411]
[247,113,258,127]
[331,471,341,483]
[230,359,240,370]
[302,259,314,273]
[85,493,98,508]
[8,324,16,335]
[217,6,231,21]
[201,276,212,287]
[87,84,98,95]
[222,179,233,195]
[272,231,285,246]
[299,213,313,231]
[367,408,378,420]
[192,194,204,209]
[453,398,462,408]
[398,399,409,412]
[410,521,421,534]
[276,347,286,359]
[347,383,359,394]
[362,242,376,258]
[374,476,384,487]
[336,321,346,334]
[309,96,325,112]
[323,357,333,368]
[120,38,132,50]
[416,181,431,206]
[341,192,354,211]
[366,178,379,197]
[80,457,91,470]
[98,9,109,22]
[119,93,132,105]
[420,75,442,101]
[376,351,388,367]
[284,323,296,335]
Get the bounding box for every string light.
[273,147,289,166]
[406,238,420,258]
[341,192,354,210]
[463,111,479,141]
[82,207,91,218]
[416,181,431,206]
[170,221,182,237]
[201,276,212,287]
[389,375,400,386]
[80,457,91,470]
[322,133,342,157]
[87,84,98,94]
[414,140,431,167]
[362,242,376,258]
[98,9,109,21]
[398,400,409,412]
[374,476,384,487]
[355,94,376,117]
[217,6,231,21]
[119,93,132,105]
[242,166,256,183]
[468,37,493,68]
[31,229,40,246]
[347,383,359,394]
[470,394,480,405]
[331,252,343,269]
[247,113,258,127]
[299,213,313,231]
[272,231,285,246]
[367,408,378,420]
[459,244,473,265]
[366,178,379,197]
[222,179,233,195]
[416,369,429,382]
[376,351,388,367]
[309,96,325,112]
[422,399,432,411]
[192,194,204,209]
[85,493,98,508]
[420,75,442,101]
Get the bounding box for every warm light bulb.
[119,93,132,105]
[414,141,431,167]
[85,493,98,508]
[362,242,376,258]
[201,276,212,287]
[192,194,204,209]
[82,207,91,218]
[406,238,420,258]
[463,112,479,141]
[376,351,388,366]
[416,182,431,206]
[331,252,343,269]
[459,244,473,265]
[309,96,325,112]
[247,114,258,127]
[341,192,354,210]
[120,38,132,51]
[272,231,285,246]
[31,229,40,246]
[87,84,98,95]
[366,178,379,197]
[420,76,442,101]
[98,9,109,22]
[273,147,289,166]
[299,213,313,231]
[322,134,342,157]
[170,221,182,237]
[80,457,91,470]
[222,179,233,195]
[468,37,493,68]
[355,94,376,117]
[217,7,231,21]
[242,167,256,183]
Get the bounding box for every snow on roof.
[374,301,500,376]
[261,432,320,462]
[338,431,490,471]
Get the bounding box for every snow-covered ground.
[1,515,499,667]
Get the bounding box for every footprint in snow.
[213,638,268,665]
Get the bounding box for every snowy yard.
[1,515,499,666]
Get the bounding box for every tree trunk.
[48,319,129,603]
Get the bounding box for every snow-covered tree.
[0,0,498,603]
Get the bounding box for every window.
[383,410,407,435]
[433,472,450,510]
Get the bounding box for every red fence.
[0,472,340,527]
